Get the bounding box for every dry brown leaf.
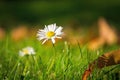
[88,17,118,50]
[88,37,105,50]
[11,25,28,41]
[98,18,118,45]
[82,49,120,80]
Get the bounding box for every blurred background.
[0,0,120,28]
[0,0,120,50]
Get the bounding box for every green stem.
[9,57,21,79]
[52,43,56,57]
[32,55,39,70]
[77,40,82,58]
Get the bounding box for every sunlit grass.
[0,37,120,80]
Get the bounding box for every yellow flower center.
[46,31,55,38]
[23,49,29,54]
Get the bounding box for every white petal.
[37,31,45,38]
[42,39,48,44]
[48,25,53,31]
[53,23,57,31]
[38,37,46,40]
[19,51,24,56]
[38,31,45,35]
[39,30,47,33]
[44,25,49,32]
[32,51,35,54]
[55,27,63,35]
[37,34,45,38]
[56,36,62,39]
[48,23,57,31]
[26,47,35,55]
[56,32,63,36]
[51,38,55,44]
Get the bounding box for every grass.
[0,37,120,80]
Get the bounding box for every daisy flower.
[19,47,35,56]
[37,23,63,44]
